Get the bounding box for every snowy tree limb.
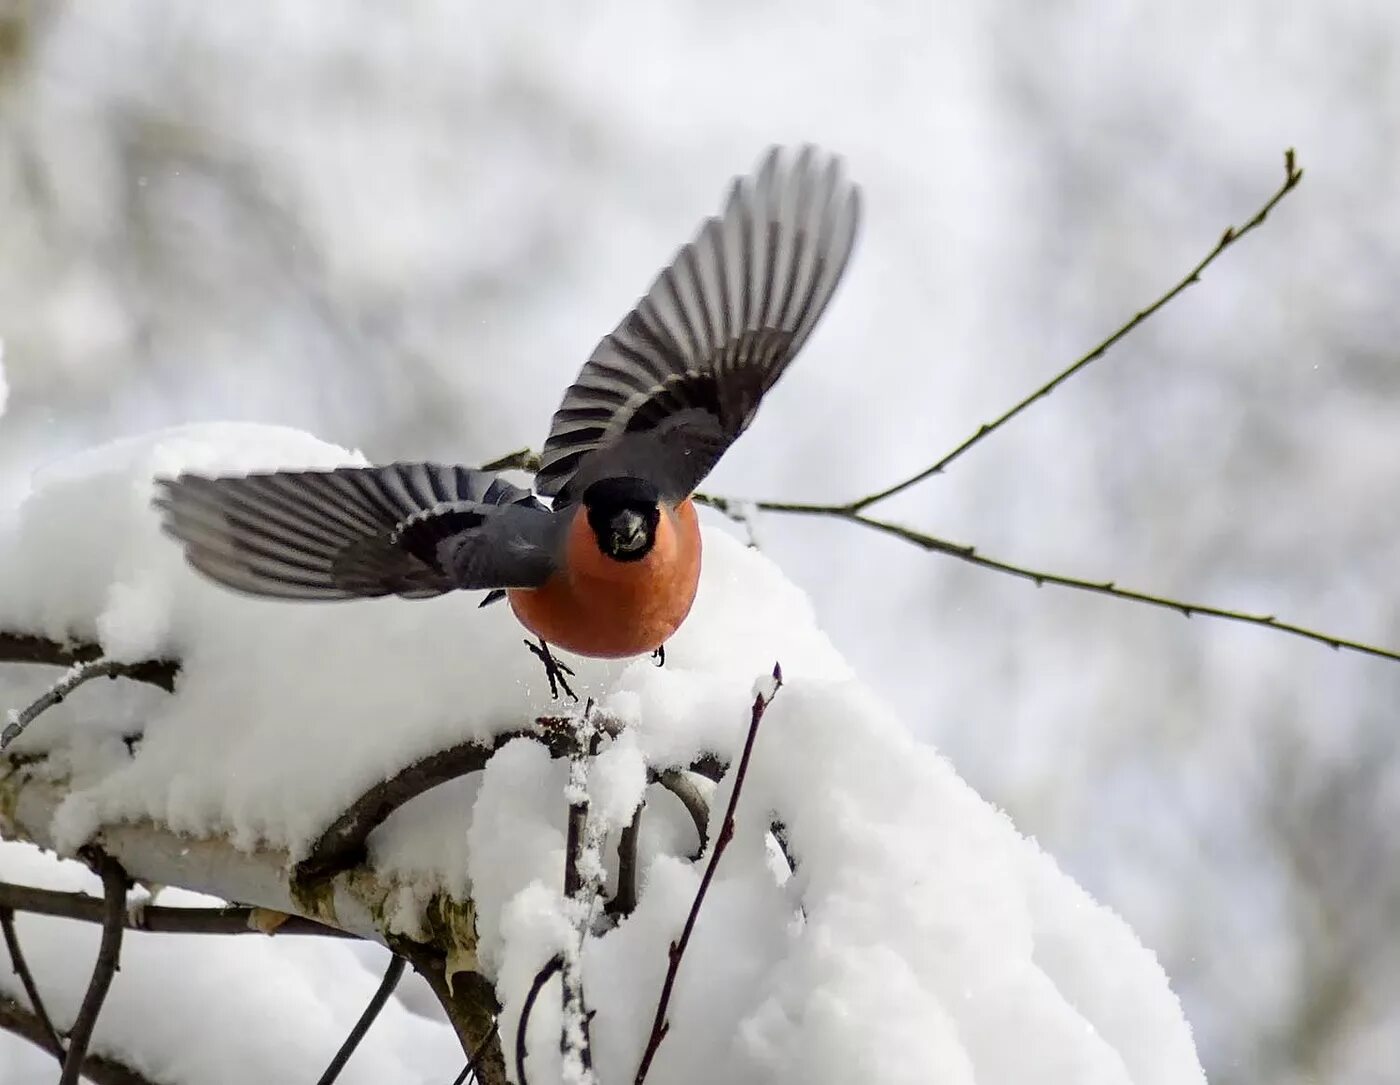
[0,755,506,1081]
[2,656,176,752]
[0,994,159,1085]
[60,850,128,1085]
[298,717,724,887]
[0,632,177,692]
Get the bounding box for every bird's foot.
[525,638,578,701]
[652,645,666,668]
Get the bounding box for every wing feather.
[157,462,554,601]
[536,144,861,502]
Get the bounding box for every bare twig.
[2,656,178,751]
[0,632,177,692]
[634,664,783,1085]
[848,147,1304,510]
[0,995,157,1085]
[314,953,406,1085]
[690,153,1399,667]
[60,852,128,1085]
[516,955,563,1085]
[0,879,351,937]
[0,906,62,1059]
[755,508,1400,666]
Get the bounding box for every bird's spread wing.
[535,144,861,504]
[156,462,558,600]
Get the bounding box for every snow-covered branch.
[0,423,1207,1083]
[0,633,177,693]
[0,749,505,1080]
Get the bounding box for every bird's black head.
[582,477,661,562]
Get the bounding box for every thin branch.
[1,906,62,1059]
[694,497,1400,667]
[60,852,128,1085]
[606,804,643,918]
[314,953,406,1085]
[634,663,783,1085]
[847,147,1304,511]
[451,1018,501,1085]
[516,955,563,1085]
[0,880,351,937]
[0,995,157,1085]
[0,632,177,692]
[821,508,1400,665]
[2,656,175,752]
[692,155,1399,667]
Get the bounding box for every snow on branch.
[0,422,1206,1082]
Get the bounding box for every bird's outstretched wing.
[156,462,557,600]
[535,144,861,505]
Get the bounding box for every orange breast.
[507,499,702,658]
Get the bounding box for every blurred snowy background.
[1,2,1398,1082]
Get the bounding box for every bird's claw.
[525,638,578,701]
[652,645,666,667]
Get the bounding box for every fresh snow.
[0,424,1204,1082]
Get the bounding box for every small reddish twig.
[634,663,783,1085]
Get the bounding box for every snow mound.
[0,424,1203,1083]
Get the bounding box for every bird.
[155,145,861,698]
